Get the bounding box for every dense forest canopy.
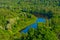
[0,0,60,40]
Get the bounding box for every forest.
[0,0,60,40]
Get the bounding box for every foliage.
[0,0,60,40]
[15,23,58,40]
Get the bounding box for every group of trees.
[0,0,60,40]
[14,23,58,40]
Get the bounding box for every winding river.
[21,18,46,33]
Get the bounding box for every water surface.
[21,18,46,33]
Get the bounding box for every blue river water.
[21,18,46,33]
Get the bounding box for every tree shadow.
[29,9,53,19]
